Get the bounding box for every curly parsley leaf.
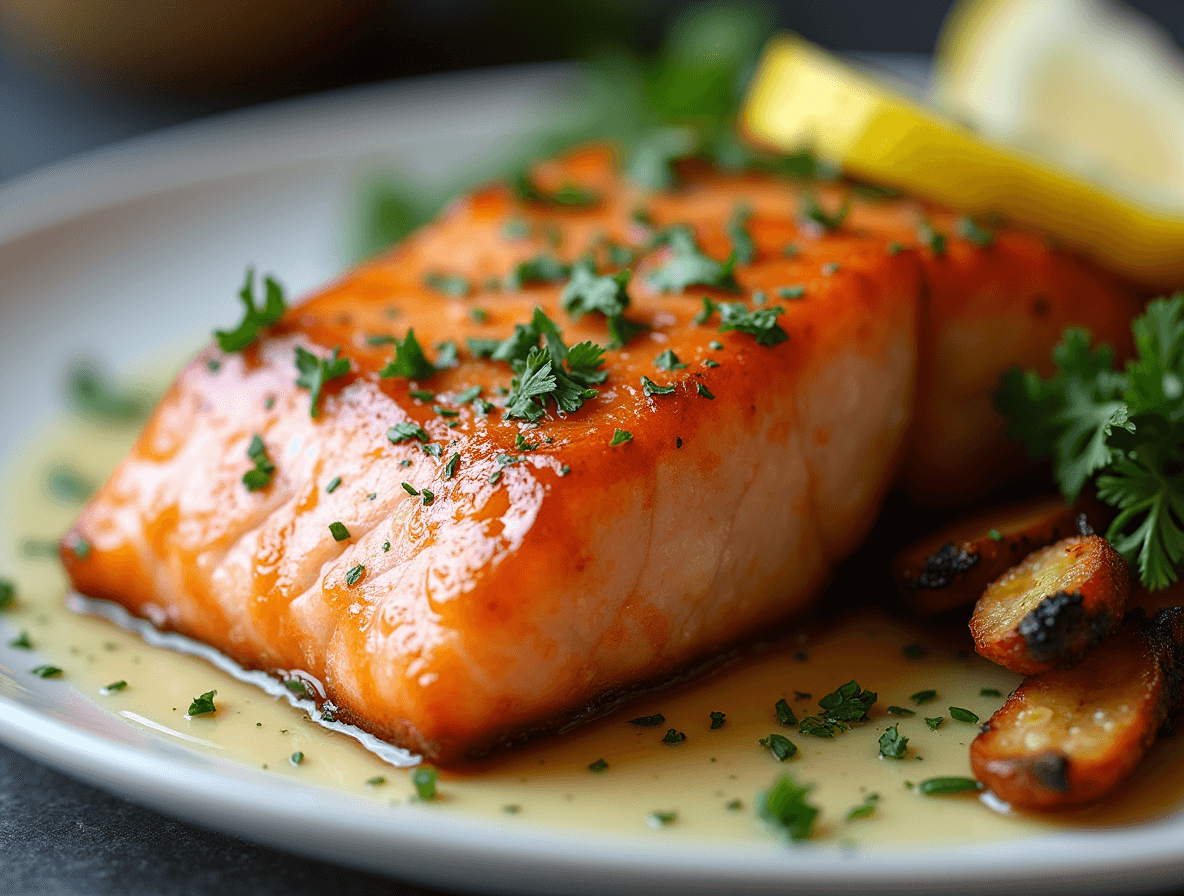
[560,261,645,347]
[377,329,440,381]
[503,310,607,421]
[187,690,217,716]
[215,268,286,352]
[295,347,350,418]
[717,303,788,347]
[818,680,877,722]
[758,774,819,842]
[878,724,908,759]
[997,295,1184,588]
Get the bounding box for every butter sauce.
[4,409,1184,847]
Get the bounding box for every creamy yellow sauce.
[4,409,1184,848]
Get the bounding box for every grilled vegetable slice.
[893,495,1107,616]
[970,535,1128,674]
[971,608,1184,810]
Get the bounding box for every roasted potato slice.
[893,495,1108,616]
[970,535,1128,674]
[970,608,1184,810]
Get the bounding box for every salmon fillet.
[61,146,1143,764]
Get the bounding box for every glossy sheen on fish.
[61,146,1143,763]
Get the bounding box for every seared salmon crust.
[62,146,1143,764]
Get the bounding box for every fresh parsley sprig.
[295,347,350,418]
[997,295,1184,588]
[503,309,608,422]
[561,261,646,348]
[215,268,286,352]
[378,329,437,380]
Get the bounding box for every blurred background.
[4,0,1184,186]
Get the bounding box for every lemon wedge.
[742,31,1184,289]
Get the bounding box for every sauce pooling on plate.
[4,409,1184,846]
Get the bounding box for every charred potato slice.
[971,608,1184,810]
[893,495,1108,616]
[970,536,1128,674]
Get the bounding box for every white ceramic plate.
[2,65,1184,896]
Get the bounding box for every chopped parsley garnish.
[708,340,723,351]
[345,564,365,587]
[886,706,916,717]
[640,375,677,397]
[910,689,938,705]
[382,541,391,551]
[760,733,798,761]
[444,453,460,480]
[501,217,531,239]
[878,724,909,759]
[758,774,819,842]
[696,382,715,399]
[488,471,502,485]
[502,803,522,814]
[434,341,459,369]
[647,227,738,293]
[887,241,904,255]
[821,262,840,276]
[512,169,600,207]
[432,405,458,418]
[661,728,687,744]
[610,428,633,446]
[956,216,995,248]
[847,793,880,821]
[709,711,726,729]
[919,777,981,796]
[411,766,440,800]
[214,268,286,352]
[9,631,31,649]
[31,665,62,679]
[628,713,665,727]
[775,699,797,726]
[776,285,805,300]
[949,707,979,724]
[242,435,276,492]
[925,717,944,730]
[588,758,609,772]
[421,488,435,506]
[328,522,351,542]
[387,422,429,444]
[290,751,305,766]
[401,482,419,496]
[295,346,350,418]
[698,300,789,347]
[325,476,342,494]
[103,680,128,693]
[507,254,571,290]
[502,309,608,421]
[798,717,834,738]
[726,205,755,264]
[45,465,96,503]
[800,192,849,232]
[366,334,398,347]
[980,688,1003,698]
[285,678,310,697]
[187,690,217,715]
[454,385,481,404]
[988,528,1004,542]
[560,261,644,347]
[65,361,148,423]
[916,219,946,256]
[726,799,743,811]
[703,359,720,369]
[422,443,442,457]
[423,271,471,297]
[647,811,678,828]
[366,776,387,786]
[818,680,877,722]
[902,644,925,658]
[997,296,1184,587]
[654,349,687,371]
[378,329,437,381]
[0,580,15,611]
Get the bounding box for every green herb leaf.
[423,271,471,298]
[411,766,439,800]
[949,707,980,724]
[709,711,726,729]
[847,794,879,821]
[9,631,31,649]
[512,170,600,207]
[988,528,1003,542]
[588,758,609,772]
[507,254,571,291]
[919,776,981,795]
[325,476,342,494]
[910,689,938,705]
[917,219,946,256]
[187,690,217,715]
[775,698,797,726]
[726,205,755,264]
[956,216,995,248]
[378,329,438,380]
[242,434,276,492]
[290,751,305,766]
[925,716,944,730]
[366,776,387,786]
[387,422,429,444]
[647,227,738,293]
[798,717,834,738]
[103,680,128,693]
[760,733,798,761]
[878,724,909,759]
[662,728,687,744]
[0,579,15,611]
[776,285,805,300]
[295,346,350,418]
[65,361,148,423]
[628,713,665,727]
[31,665,62,679]
[758,774,819,842]
[800,192,849,231]
[328,522,351,542]
[285,678,310,697]
[421,489,435,506]
[502,311,607,421]
[215,268,286,352]
[717,302,788,347]
[818,680,877,722]
[648,810,678,827]
[610,428,633,446]
[345,564,364,587]
[886,706,915,717]
[980,688,1003,698]
[654,349,687,371]
[641,375,677,397]
[45,465,96,504]
[696,382,715,399]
